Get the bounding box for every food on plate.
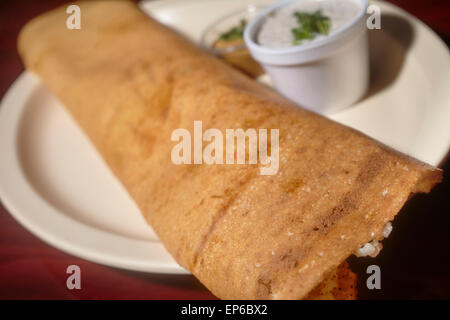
[18,1,442,299]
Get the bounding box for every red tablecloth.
[1,0,449,299]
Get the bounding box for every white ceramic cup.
[244,0,369,114]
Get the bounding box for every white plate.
[0,0,449,274]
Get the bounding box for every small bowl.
[244,0,370,114]
[201,5,265,77]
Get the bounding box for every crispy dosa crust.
[306,261,357,300]
[18,1,442,299]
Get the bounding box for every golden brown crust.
[306,261,357,300]
[18,1,442,299]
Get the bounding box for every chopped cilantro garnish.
[291,10,331,45]
[219,19,247,42]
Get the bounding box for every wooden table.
[1,0,449,299]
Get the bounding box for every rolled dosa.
[18,1,442,299]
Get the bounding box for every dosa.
[18,1,442,299]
